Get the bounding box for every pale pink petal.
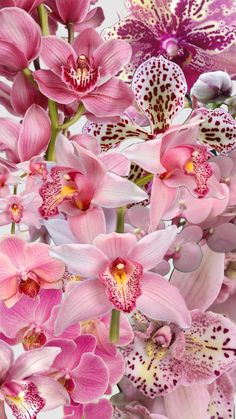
[73,353,109,403]
[0,402,7,419]
[171,245,224,310]
[132,56,187,134]
[93,172,148,207]
[30,375,70,410]
[35,289,62,324]
[34,70,78,104]
[24,242,65,283]
[128,227,177,270]
[208,373,234,419]
[50,244,108,277]
[72,28,103,57]
[44,305,81,340]
[94,232,137,260]
[56,0,90,23]
[83,399,113,419]
[44,218,78,245]
[0,81,15,115]
[0,236,25,267]
[150,176,178,230]
[137,272,191,328]
[55,281,112,335]
[94,39,132,79]
[0,254,18,300]
[0,296,38,338]
[207,223,236,253]
[164,384,210,419]
[82,78,134,117]
[0,118,20,160]
[18,105,51,161]
[7,347,61,380]
[11,72,47,116]
[0,8,41,61]
[69,207,106,244]
[100,152,130,176]
[71,134,100,155]
[122,139,163,174]
[0,340,13,380]
[173,242,202,272]
[40,36,77,75]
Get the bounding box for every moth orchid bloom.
[0,191,42,228]
[0,341,69,418]
[0,289,80,349]
[39,136,147,244]
[0,235,65,307]
[104,0,236,88]
[51,227,191,335]
[34,28,134,117]
[124,309,236,398]
[63,399,113,419]
[46,0,104,32]
[0,105,51,165]
[47,335,109,404]
[0,7,41,79]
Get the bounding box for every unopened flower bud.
[191,71,232,103]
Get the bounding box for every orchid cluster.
[0,0,236,418]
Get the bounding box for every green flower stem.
[135,173,153,187]
[37,4,50,36]
[46,100,59,161]
[22,68,38,87]
[10,185,17,235]
[67,22,74,44]
[109,206,126,344]
[58,103,86,130]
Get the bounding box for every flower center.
[9,203,23,223]
[22,328,47,350]
[162,37,179,57]
[19,271,40,298]
[99,257,143,312]
[61,54,99,94]
[3,381,45,418]
[58,376,75,393]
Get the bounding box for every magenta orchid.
[0,0,236,417]
[34,28,134,117]
[104,0,236,88]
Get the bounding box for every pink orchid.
[0,164,19,197]
[0,190,42,228]
[51,227,191,335]
[34,28,134,117]
[0,0,44,12]
[0,7,41,79]
[0,104,51,165]
[46,0,104,31]
[47,335,109,403]
[124,309,236,398]
[64,399,113,419]
[0,289,80,349]
[0,235,65,307]
[104,0,236,88]
[210,150,236,207]
[39,135,147,243]
[165,225,203,272]
[0,73,47,117]
[0,341,69,418]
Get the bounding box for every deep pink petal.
[69,207,106,244]
[11,72,47,116]
[40,36,77,75]
[0,118,20,161]
[128,227,177,270]
[0,40,28,73]
[55,281,112,335]
[56,0,90,23]
[35,289,62,324]
[72,28,103,57]
[18,104,51,161]
[34,70,78,104]
[93,172,148,207]
[82,78,134,117]
[171,245,224,310]
[84,399,113,419]
[50,243,108,277]
[0,296,38,338]
[73,353,109,403]
[137,272,191,328]
[94,39,132,79]
[0,7,41,61]
[75,6,105,31]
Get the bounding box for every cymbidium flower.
[0,190,42,228]
[50,227,191,335]
[47,335,109,404]
[0,289,80,349]
[104,0,236,88]
[0,341,69,418]
[34,28,134,117]
[0,104,51,165]
[0,235,65,307]
[123,309,236,398]
[0,0,44,12]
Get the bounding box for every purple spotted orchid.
[123,309,236,398]
[50,227,191,335]
[104,0,236,89]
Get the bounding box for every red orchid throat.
[18,271,40,298]
[99,257,143,313]
[62,54,99,94]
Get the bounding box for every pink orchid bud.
[191,71,232,103]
